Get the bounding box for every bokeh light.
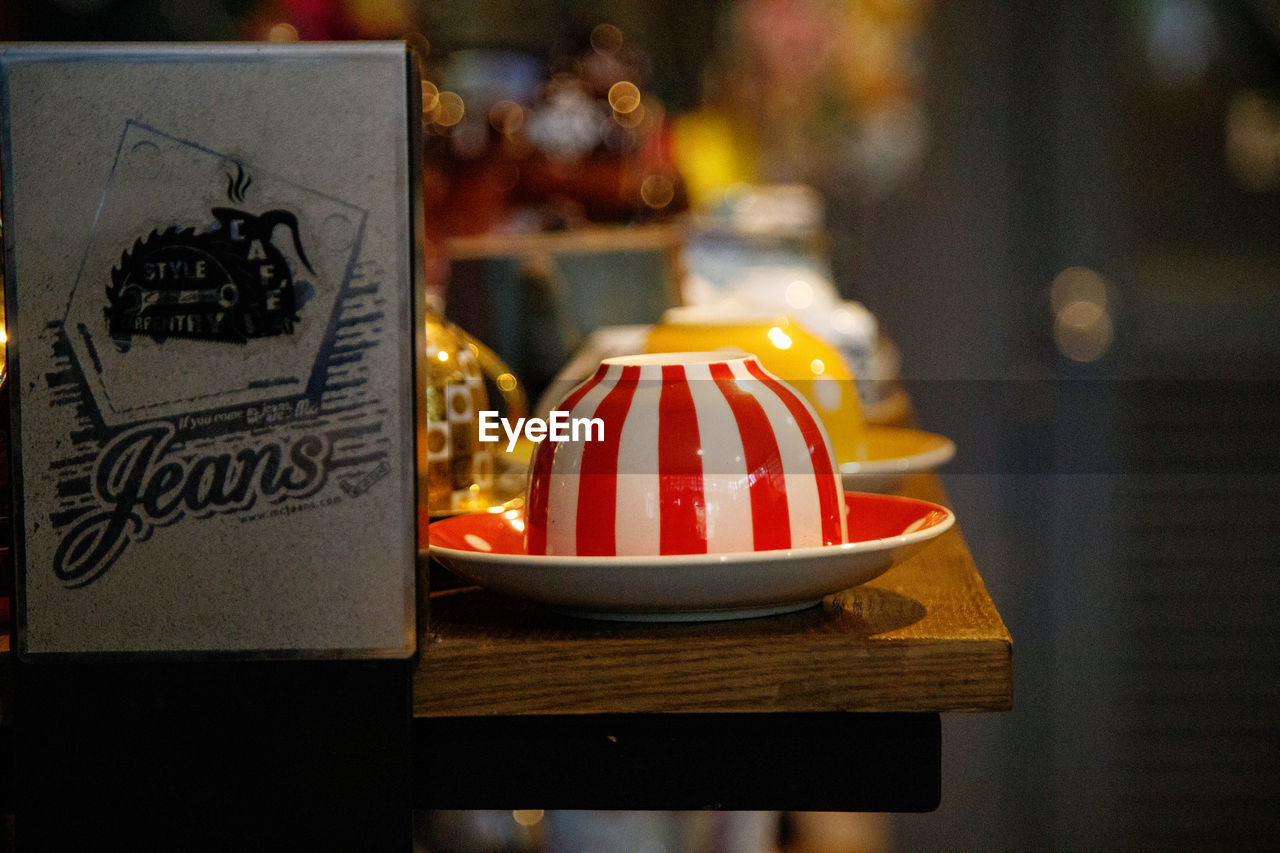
[590,23,624,55]
[1050,266,1110,314]
[1054,300,1114,362]
[512,809,544,827]
[767,326,793,350]
[434,91,465,127]
[1051,267,1114,362]
[266,22,299,42]
[608,81,642,114]
[640,173,675,209]
[1225,91,1280,191]
[421,80,440,115]
[785,278,815,309]
[488,100,525,136]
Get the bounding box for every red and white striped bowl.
[526,352,849,556]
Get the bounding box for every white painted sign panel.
[1,43,423,658]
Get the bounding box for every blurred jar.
[422,312,526,515]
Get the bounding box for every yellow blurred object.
[643,307,868,465]
[349,0,414,34]
[671,110,757,209]
[422,312,527,516]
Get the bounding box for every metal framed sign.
[1,43,423,658]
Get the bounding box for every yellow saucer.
[839,426,956,493]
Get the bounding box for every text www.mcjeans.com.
[239,493,343,524]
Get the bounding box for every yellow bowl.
[644,307,868,464]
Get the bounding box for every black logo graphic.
[106,165,313,350]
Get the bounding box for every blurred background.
[4,0,1279,850]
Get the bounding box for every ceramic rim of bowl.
[601,350,751,368]
[659,305,790,326]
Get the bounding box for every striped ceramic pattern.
[526,354,848,556]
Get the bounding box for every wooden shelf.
[443,224,683,260]
[1,473,1010,815]
[0,473,1012,724]
[413,474,1012,718]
